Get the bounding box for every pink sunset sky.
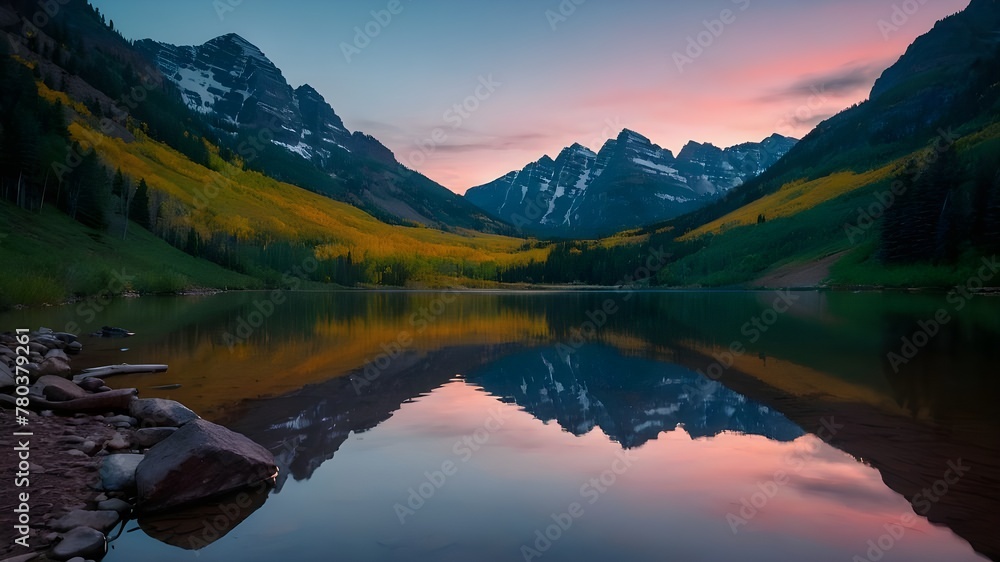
[95,0,972,193]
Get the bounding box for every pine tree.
[130,178,150,229]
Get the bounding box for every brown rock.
[136,419,277,513]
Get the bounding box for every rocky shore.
[0,330,278,561]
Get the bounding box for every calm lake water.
[3,290,998,561]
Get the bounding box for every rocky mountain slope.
[135,34,507,232]
[466,129,795,238]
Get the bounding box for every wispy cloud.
[758,60,891,102]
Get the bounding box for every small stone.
[45,348,70,362]
[129,398,199,428]
[36,357,72,378]
[41,410,54,417]
[96,386,112,393]
[66,449,87,458]
[51,510,120,533]
[53,332,79,344]
[94,493,108,502]
[66,341,84,355]
[50,527,106,560]
[78,441,99,456]
[105,434,129,451]
[104,415,136,426]
[96,498,132,517]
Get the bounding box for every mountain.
[651,0,1000,283]
[465,129,796,238]
[466,345,804,447]
[134,34,507,233]
[525,0,1000,289]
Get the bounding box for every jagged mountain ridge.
[465,129,796,238]
[135,33,507,232]
[466,346,804,447]
[134,34,376,163]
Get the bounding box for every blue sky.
[90,0,971,192]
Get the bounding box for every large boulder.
[136,419,277,513]
[100,454,145,492]
[129,398,199,428]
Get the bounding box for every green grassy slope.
[0,202,261,308]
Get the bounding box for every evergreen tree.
[72,151,110,230]
[111,167,125,197]
[130,178,151,229]
[880,147,960,264]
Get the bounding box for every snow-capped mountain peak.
[466,129,797,237]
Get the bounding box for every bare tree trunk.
[38,170,49,213]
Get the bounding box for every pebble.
[103,415,136,426]
[96,498,132,517]
[105,434,130,451]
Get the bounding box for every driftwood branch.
[73,364,168,383]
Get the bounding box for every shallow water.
[3,290,997,561]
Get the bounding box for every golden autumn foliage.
[63,118,548,279]
[681,161,907,241]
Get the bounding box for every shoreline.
[4,284,1000,313]
[0,330,277,561]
